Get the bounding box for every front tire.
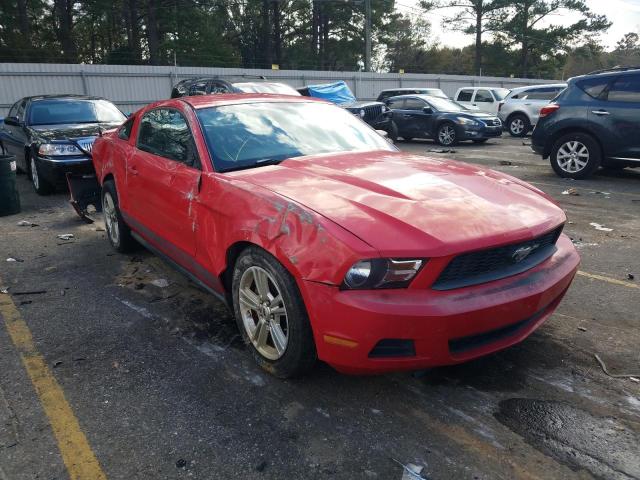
[29,155,53,195]
[232,247,316,378]
[436,123,458,146]
[387,121,398,142]
[101,180,136,252]
[550,132,601,179]
[507,114,530,137]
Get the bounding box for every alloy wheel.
[438,125,456,145]
[238,266,289,361]
[30,157,39,190]
[510,118,525,135]
[102,192,120,245]
[556,141,589,173]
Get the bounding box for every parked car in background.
[385,95,502,145]
[297,81,392,134]
[498,83,567,137]
[0,95,126,194]
[531,67,640,179]
[171,76,301,97]
[454,87,510,115]
[91,93,579,377]
[377,88,448,102]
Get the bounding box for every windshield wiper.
[221,158,286,173]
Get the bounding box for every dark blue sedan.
[384,95,502,146]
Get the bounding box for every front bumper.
[459,124,503,140]
[301,234,579,374]
[35,156,94,188]
[368,114,393,131]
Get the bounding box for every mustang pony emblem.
[512,244,539,263]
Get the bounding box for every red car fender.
[195,174,377,287]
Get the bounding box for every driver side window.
[137,108,201,169]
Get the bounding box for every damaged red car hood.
[230,150,565,256]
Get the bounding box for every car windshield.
[425,97,467,112]
[233,82,301,95]
[196,101,395,172]
[28,99,126,126]
[491,89,510,101]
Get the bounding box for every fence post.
[80,70,88,94]
[398,74,403,88]
[169,71,177,90]
[352,75,358,98]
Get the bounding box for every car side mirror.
[423,107,433,114]
[4,116,20,126]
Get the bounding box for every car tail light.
[498,101,504,112]
[539,104,560,118]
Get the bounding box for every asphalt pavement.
[0,136,639,480]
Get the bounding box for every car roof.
[456,86,510,91]
[381,87,442,92]
[569,68,640,83]
[23,94,107,102]
[177,93,327,109]
[385,94,447,101]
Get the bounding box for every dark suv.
[531,67,640,179]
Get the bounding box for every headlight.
[38,143,82,156]
[457,117,480,126]
[359,109,366,118]
[381,105,387,113]
[342,258,424,289]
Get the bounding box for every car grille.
[346,104,383,123]
[433,226,563,290]
[73,137,96,154]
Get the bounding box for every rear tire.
[101,180,136,253]
[507,114,530,137]
[550,132,601,179]
[232,246,316,378]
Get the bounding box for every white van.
[454,87,511,115]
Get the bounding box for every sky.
[396,0,640,51]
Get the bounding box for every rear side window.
[118,117,134,140]
[526,87,561,101]
[403,98,426,110]
[137,108,200,168]
[457,89,473,102]
[607,75,640,103]
[386,98,403,109]
[576,77,611,99]
[188,81,208,96]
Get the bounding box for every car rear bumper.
[35,156,94,188]
[301,234,579,374]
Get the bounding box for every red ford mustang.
[92,94,580,377]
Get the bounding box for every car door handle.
[591,110,610,116]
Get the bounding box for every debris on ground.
[499,160,513,166]
[255,460,268,472]
[594,354,640,379]
[0,287,9,294]
[562,188,579,196]
[628,274,635,281]
[522,141,531,146]
[426,148,456,153]
[150,278,170,288]
[175,458,187,469]
[6,257,23,263]
[17,220,38,227]
[589,222,613,232]
[57,233,75,240]
[94,226,105,232]
[13,290,47,296]
[391,459,428,480]
[630,377,640,383]
[578,326,587,332]
[571,240,598,249]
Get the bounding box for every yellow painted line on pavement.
[0,287,107,480]
[577,270,639,289]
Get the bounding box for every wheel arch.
[547,127,603,160]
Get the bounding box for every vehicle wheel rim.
[510,118,524,134]
[102,192,120,245]
[557,141,589,173]
[30,157,39,190]
[238,266,289,361]
[439,126,455,145]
